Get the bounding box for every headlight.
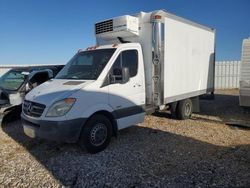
[46,98,76,117]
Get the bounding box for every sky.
[0,0,250,65]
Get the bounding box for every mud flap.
[191,96,200,113]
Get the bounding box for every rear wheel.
[177,99,193,120]
[79,114,112,153]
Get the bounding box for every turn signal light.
[64,98,76,104]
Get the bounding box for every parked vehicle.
[239,37,250,107]
[0,65,63,121]
[21,10,215,153]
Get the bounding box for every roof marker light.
[86,45,99,50]
[154,15,162,20]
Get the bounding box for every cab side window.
[111,50,138,80]
[122,50,138,77]
[29,72,50,87]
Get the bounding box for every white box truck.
[239,37,250,107]
[21,10,215,153]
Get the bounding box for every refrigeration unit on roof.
[95,15,139,39]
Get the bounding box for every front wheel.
[79,114,112,153]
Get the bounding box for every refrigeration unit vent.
[95,19,113,34]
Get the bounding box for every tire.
[177,99,193,120]
[79,114,112,154]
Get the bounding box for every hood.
[25,79,93,105]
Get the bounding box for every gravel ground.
[0,89,250,187]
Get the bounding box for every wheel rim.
[185,102,191,116]
[90,123,108,146]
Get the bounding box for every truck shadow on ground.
[153,92,250,129]
[200,93,249,117]
[1,118,250,187]
[195,93,250,127]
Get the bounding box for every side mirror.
[122,67,130,83]
[110,67,130,84]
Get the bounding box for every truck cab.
[21,43,146,153]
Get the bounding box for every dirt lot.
[0,89,250,187]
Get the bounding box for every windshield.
[56,49,116,80]
[0,70,26,91]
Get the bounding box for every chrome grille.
[95,19,113,34]
[23,100,46,117]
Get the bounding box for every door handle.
[133,83,142,87]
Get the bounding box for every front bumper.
[21,113,86,143]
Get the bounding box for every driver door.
[108,49,145,130]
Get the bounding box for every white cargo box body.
[96,10,215,105]
[240,37,250,107]
[163,15,215,103]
